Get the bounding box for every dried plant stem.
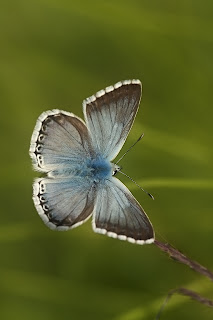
[175,288,213,307]
[156,288,213,320]
[154,240,213,281]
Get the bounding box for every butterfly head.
[112,164,121,176]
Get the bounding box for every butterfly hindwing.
[30,109,93,174]
[33,177,96,230]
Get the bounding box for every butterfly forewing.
[83,80,142,161]
[93,177,154,244]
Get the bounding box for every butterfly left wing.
[33,177,96,230]
[29,109,93,174]
[83,80,141,161]
[93,177,154,244]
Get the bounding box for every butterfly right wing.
[33,177,96,230]
[93,177,154,244]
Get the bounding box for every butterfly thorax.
[88,156,114,182]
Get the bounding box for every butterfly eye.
[112,170,118,176]
[112,165,121,176]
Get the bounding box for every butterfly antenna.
[119,170,154,200]
[115,133,144,165]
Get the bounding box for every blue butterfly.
[29,80,154,245]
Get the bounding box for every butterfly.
[29,79,154,245]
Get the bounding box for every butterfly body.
[30,80,154,244]
[48,155,112,181]
[88,156,113,181]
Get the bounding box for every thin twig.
[154,240,213,281]
[156,287,213,320]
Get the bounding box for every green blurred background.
[1,0,213,319]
